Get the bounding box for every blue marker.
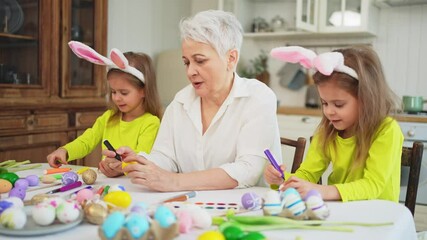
[264,149,284,179]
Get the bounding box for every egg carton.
[98,221,178,240]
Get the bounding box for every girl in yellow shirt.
[265,45,403,202]
[47,42,162,178]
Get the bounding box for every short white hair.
[179,10,243,59]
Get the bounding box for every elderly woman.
[103,10,281,191]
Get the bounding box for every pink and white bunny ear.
[68,41,113,66]
[313,52,358,80]
[109,48,145,83]
[270,46,317,69]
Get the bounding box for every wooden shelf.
[0,32,37,40]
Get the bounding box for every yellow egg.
[198,231,225,240]
[121,161,137,176]
[103,191,132,208]
[0,179,12,193]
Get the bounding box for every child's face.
[108,74,145,120]
[317,80,359,138]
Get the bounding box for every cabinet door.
[60,0,107,98]
[0,0,56,98]
[296,0,319,32]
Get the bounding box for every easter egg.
[0,172,19,185]
[130,202,148,215]
[101,211,126,239]
[14,179,29,190]
[25,175,39,186]
[62,172,79,185]
[108,184,125,193]
[8,187,26,200]
[104,191,132,208]
[154,205,176,228]
[40,175,57,184]
[175,210,193,233]
[84,202,109,225]
[0,207,27,229]
[45,196,65,208]
[56,200,81,223]
[241,231,266,240]
[198,230,225,240]
[82,169,97,185]
[281,188,306,217]
[32,202,56,226]
[222,225,245,240]
[304,189,329,220]
[2,196,24,208]
[241,192,262,210]
[0,200,14,214]
[182,204,212,229]
[262,190,282,216]
[0,179,13,193]
[125,212,150,238]
[76,188,95,204]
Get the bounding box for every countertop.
[277,106,427,124]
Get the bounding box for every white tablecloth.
[0,164,418,240]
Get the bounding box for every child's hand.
[46,148,68,168]
[280,176,319,198]
[264,164,285,185]
[100,149,124,177]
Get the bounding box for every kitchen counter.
[277,106,427,123]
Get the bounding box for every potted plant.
[239,50,270,86]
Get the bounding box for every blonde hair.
[106,52,162,124]
[313,45,400,166]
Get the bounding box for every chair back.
[401,141,424,216]
[280,137,307,173]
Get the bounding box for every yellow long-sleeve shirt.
[292,117,403,202]
[63,110,160,162]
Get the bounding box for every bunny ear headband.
[270,46,358,80]
[68,41,145,83]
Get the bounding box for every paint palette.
[168,202,242,216]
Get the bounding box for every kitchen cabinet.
[0,0,108,167]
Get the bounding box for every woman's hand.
[264,164,286,185]
[99,149,124,178]
[47,148,68,168]
[119,147,176,192]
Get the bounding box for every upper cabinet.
[219,0,378,41]
[0,0,107,101]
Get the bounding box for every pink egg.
[32,202,56,226]
[175,210,193,233]
[76,188,94,204]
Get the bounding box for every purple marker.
[264,149,284,179]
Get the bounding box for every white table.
[0,164,418,240]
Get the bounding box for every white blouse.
[143,74,282,188]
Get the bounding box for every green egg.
[222,225,245,240]
[0,172,19,185]
[0,168,7,174]
[240,232,266,240]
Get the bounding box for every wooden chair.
[401,141,424,216]
[280,137,307,173]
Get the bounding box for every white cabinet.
[297,0,379,34]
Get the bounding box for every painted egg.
[0,207,27,229]
[40,175,57,184]
[240,231,266,240]
[2,196,24,208]
[0,172,19,185]
[104,191,132,208]
[304,189,329,220]
[198,230,225,240]
[183,204,212,229]
[154,205,176,228]
[241,192,262,210]
[62,172,79,185]
[263,190,282,216]
[130,202,148,215]
[101,211,126,239]
[108,184,125,193]
[0,179,13,193]
[25,175,39,186]
[44,197,65,208]
[14,179,29,190]
[30,194,58,205]
[175,210,193,233]
[0,200,14,214]
[32,202,56,226]
[84,202,109,225]
[8,187,26,200]
[222,225,245,240]
[56,200,81,223]
[125,212,150,238]
[76,188,95,204]
[281,188,306,217]
[82,169,97,185]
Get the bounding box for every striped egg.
[304,189,329,220]
[281,188,306,217]
[262,190,282,216]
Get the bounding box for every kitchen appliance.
[403,96,427,113]
[399,121,427,206]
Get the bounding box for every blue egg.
[0,201,13,214]
[154,205,176,228]
[125,213,150,238]
[281,187,306,216]
[102,211,126,239]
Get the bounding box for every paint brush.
[162,191,196,203]
[45,181,82,194]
